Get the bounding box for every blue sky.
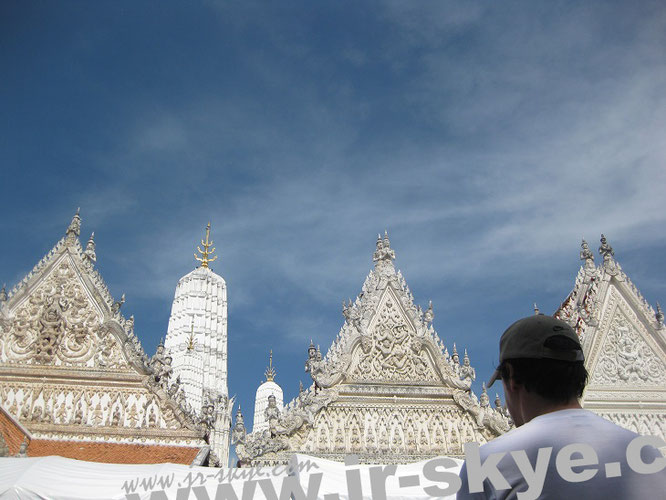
[1,0,665,426]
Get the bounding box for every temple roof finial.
[265,350,276,382]
[480,382,489,407]
[424,300,434,324]
[84,232,96,263]
[452,343,459,361]
[534,303,540,315]
[580,239,594,264]
[66,208,81,242]
[194,222,218,269]
[599,234,615,265]
[372,230,396,269]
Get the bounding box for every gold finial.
[265,350,276,382]
[194,222,218,269]
[186,317,196,351]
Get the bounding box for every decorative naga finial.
[194,222,218,269]
[424,300,434,324]
[84,232,96,263]
[66,208,81,242]
[656,303,664,328]
[598,234,614,265]
[534,303,540,315]
[265,350,276,382]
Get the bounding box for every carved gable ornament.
[1,253,130,371]
[349,286,439,383]
[589,306,666,388]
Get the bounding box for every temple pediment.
[233,233,511,465]
[2,250,133,371]
[556,236,666,440]
[587,290,666,389]
[0,212,207,463]
[347,286,446,385]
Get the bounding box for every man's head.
[489,315,588,425]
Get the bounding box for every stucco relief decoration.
[3,259,105,366]
[350,297,437,383]
[593,313,666,386]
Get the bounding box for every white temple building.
[252,351,284,433]
[164,223,233,465]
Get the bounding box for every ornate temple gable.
[0,212,144,372]
[586,288,666,389]
[555,236,666,440]
[0,212,204,443]
[233,234,511,466]
[555,236,665,351]
[306,233,469,392]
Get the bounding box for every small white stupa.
[253,350,283,433]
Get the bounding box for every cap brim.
[487,368,500,388]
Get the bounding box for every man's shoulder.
[477,409,640,456]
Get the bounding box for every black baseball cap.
[487,315,584,387]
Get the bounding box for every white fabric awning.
[0,454,463,499]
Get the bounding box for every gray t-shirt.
[457,409,666,500]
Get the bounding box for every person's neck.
[520,397,582,425]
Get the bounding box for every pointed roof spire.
[265,350,276,382]
[534,303,540,315]
[194,222,218,269]
[84,232,96,263]
[463,348,470,364]
[65,208,81,243]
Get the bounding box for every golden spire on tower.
[194,222,218,268]
[265,350,276,382]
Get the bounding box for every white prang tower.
[165,222,232,465]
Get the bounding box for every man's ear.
[504,362,521,392]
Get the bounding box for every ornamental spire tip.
[265,350,276,382]
[194,222,218,269]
